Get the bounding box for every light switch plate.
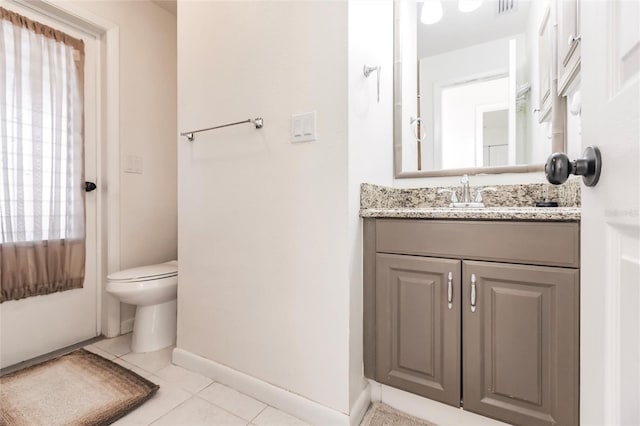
[124,155,143,174]
[291,111,317,143]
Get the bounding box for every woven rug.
[0,349,158,426]
[361,402,438,426]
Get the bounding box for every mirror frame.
[393,0,565,179]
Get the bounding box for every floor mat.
[0,349,158,425]
[361,402,438,426]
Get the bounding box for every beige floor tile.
[93,333,132,357]
[121,346,174,373]
[84,344,117,360]
[155,364,213,394]
[252,407,308,426]
[152,396,247,426]
[111,358,156,381]
[112,377,190,426]
[198,383,267,421]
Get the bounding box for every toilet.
[106,260,178,353]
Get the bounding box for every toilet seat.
[107,262,178,283]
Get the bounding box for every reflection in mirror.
[396,0,555,175]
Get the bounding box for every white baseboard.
[349,383,371,426]
[172,348,370,426]
[369,380,382,402]
[368,380,509,426]
[120,318,134,334]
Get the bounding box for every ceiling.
[151,0,177,16]
[149,1,528,55]
[417,0,531,58]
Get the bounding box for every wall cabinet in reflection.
[557,0,581,95]
[538,6,552,123]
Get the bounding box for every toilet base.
[131,299,177,353]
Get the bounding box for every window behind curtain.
[0,7,86,302]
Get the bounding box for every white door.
[580,1,640,424]
[0,4,99,369]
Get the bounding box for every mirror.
[394,0,563,177]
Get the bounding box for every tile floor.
[84,334,309,426]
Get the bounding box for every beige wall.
[73,0,178,325]
[177,1,351,414]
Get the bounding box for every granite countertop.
[360,206,581,221]
[359,179,581,221]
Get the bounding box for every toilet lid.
[108,262,178,282]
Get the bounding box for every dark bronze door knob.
[85,181,97,192]
[545,146,602,187]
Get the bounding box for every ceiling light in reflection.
[421,0,444,25]
[458,0,483,12]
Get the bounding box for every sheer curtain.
[0,7,86,302]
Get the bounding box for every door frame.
[9,0,122,338]
[474,101,509,168]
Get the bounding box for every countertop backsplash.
[361,177,581,209]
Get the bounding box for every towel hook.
[364,65,381,103]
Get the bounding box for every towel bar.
[181,117,263,141]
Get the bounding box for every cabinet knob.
[545,146,602,187]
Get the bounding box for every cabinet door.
[375,254,461,407]
[557,0,581,95]
[462,261,579,426]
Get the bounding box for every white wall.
[348,0,394,409]
[177,1,352,414]
[72,0,178,328]
[419,35,525,170]
[441,78,508,169]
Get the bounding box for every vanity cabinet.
[364,219,579,426]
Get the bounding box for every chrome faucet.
[437,188,459,204]
[475,187,497,203]
[460,174,472,203]
[437,174,497,208]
